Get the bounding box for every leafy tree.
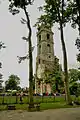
[47,69,63,93]
[17,86,21,91]
[76,83,80,97]
[5,74,20,91]
[0,41,6,91]
[70,82,77,95]
[8,0,34,106]
[69,81,80,99]
[75,0,80,34]
[36,0,71,104]
[0,73,3,92]
[67,0,80,62]
[0,73,2,79]
[0,41,6,69]
[52,84,56,93]
[43,57,64,93]
[68,69,80,95]
[0,1,6,91]
[68,69,80,83]
[67,0,80,34]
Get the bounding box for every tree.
[68,69,79,83]
[68,69,80,95]
[45,71,63,92]
[75,0,80,34]
[8,0,34,107]
[5,74,20,91]
[44,62,64,93]
[36,0,72,104]
[67,0,80,34]
[67,0,80,62]
[0,41,5,69]
[0,73,3,92]
[0,41,6,91]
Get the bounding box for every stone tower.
[35,24,55,95]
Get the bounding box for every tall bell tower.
[35,24,55,95]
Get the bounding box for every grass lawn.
[0,95,66,104]
[0,95,80,111]
[0,102,79,111]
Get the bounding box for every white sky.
[0,0,79,88]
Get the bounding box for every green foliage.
[36,0,72,27]
[75,37,80,62]
[5,74,20,91]
[0,41,6,69]
[68,69,80,83]
[52,84,56,92]
[43,63,63,93]
[70,82,80,96]
[67,0,80,62]
[9,0,34,15]
[77,84,80,96]
[0,73,2,79]
[67,0,80,33]
[68,69,80,96]
[0,41,5,91]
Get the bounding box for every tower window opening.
[47,34,50,39]
[38,81,40,85]
[47,44,51,53]
[38,27,40,31]
[39,45,41,54]
[39,35,41,41]
[39,59,40,64]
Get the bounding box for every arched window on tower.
[39,45,41,54]
[39,35,41,41]
[39,59,40,64]
[47,44,51,53]
[47,33,50,40]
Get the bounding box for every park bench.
[7,105,16,110]
[28,102,40,111]
[34,102,40,111]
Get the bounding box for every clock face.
[37,65,44,79]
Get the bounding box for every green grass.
[40,103,74,110]
[0,102,79,111]
[0,96,65,104]
[0,95,80,111]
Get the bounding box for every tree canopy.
[66,0,80,62]
[0,41,5,91]
[68,69,80,83]
[68,69,80,96]
[5,74,20,91]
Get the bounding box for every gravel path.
[0,107,80,120]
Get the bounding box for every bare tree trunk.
[59,22,71,104]
[24,6,33,106]
[55,0,72,104]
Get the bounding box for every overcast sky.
[0,0,79,88]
